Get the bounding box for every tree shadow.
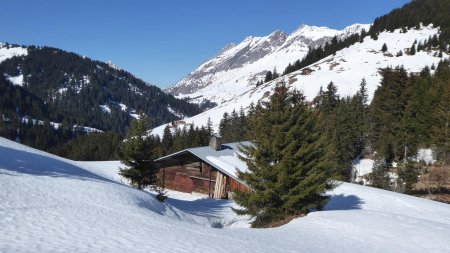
[324,194,364,211]
[0,146,113,183]
[166,196,233,218]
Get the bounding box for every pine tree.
[371,33,378,40]
[369,67,410,160]
[161,125,173,154]
[371,159,391,190]
[272,67,279,79]
[381,43,388,52]
[119,114,165,200]
[264,71,273,83]
[233,84,338,227]
[410,43,416,55]
[397,161,418,194]
[354,79,369,154]
[219,112,231,142]
[332,98,360,179]
[321,82,339,116]
[206,117,213,136]
[312,86,324,108]
[431,75,450,164]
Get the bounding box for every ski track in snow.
[1,137,450,252]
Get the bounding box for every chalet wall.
[159,162,218,196]
[229,178,250,193]
[158,161,251,199]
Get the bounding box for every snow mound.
[1,137,450,252]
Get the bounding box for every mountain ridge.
[152,24,447,137]
[0,43,202,133]
[165,23,370,99]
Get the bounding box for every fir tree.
[397,161,418,194]
[206,117,213,136]
[322,82,339,116]
[381,43,388,52]
[431,73,450,164]
[371,159,391,190]
[233,84,338,227]
[119,114,165,200]
[161,125,173,154]
[371,33,378,40]
[264,71,273,83]
[410,44,416,55]
[272,67,279,79]
[354,79,369,154]
[332,98,361,179]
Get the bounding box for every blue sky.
[0,0,410,88]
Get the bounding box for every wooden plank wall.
[159,162,218,196]
[158,162,251,198]
[229,177,251,193]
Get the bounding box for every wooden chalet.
[301,67,313,75]
[155,134,252,199]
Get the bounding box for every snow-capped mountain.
[165,24,370,104]
[152,24,448,136]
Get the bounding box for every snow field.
[1,137,450,252]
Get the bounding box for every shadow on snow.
[0,146,113,183]
[325,194,364,211]
[165,196,233,218]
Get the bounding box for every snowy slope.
[152,24,447,136]
[1,137,450,252]
[0,43,27,64]
[0,44,27,86]
[167,24,369,103]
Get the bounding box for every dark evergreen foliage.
[282,0,449,78]
[0,45,202,134]
[409,43,416,55]
[313,81,368,180]
[52,132,122,161]
[381,43,388,52]
[233,84,338,227]
[370,159,391,189]
[118,114,164,200]
[368,0,450,49]
[397,161,419,194]
[264,71,273,83]
[282,30,367,76]
[369,61,450,165]
[219,107,250,143]
[160,123,211,155]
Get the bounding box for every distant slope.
[1,137,450,252]
[0,43,201,133]
[166,24,369,104]
[153,24,447,136]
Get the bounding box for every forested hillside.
[0,44,202,155]
[281,0,449,79]
[0,45,201,132]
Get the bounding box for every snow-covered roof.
[155,141,251,187]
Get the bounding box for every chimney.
[209,133,222,151]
